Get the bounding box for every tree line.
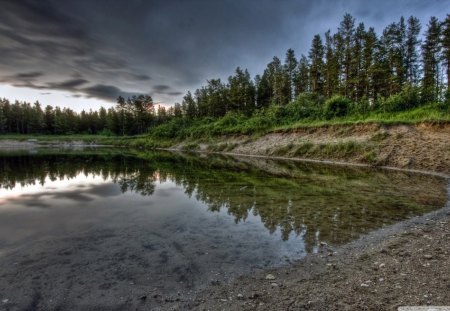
[174,13,450,119]
[1,13,449,136]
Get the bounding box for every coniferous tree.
[338,13,356,97]
[405,16,422,85]
[422,16,442,102]
[295,55,310,95]
[255,74,271,109]
[284,49,298,102]
[309,34,325,94]
[442,14,450,91]
[324,30,339,97]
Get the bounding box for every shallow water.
[0,148,447,309]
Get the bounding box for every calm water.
[0,148,447,309]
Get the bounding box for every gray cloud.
[47,79,89,90]
[82,84,137,101]
[14,72,44,80]
[0,0,448,109]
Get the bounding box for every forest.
[0,13,449,136]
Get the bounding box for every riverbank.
[168,122,450,176]
[181,186,450,310]
[1,123,449,310]
[153,122,450,310]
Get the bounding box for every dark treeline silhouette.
[0,95,159,135]
[0,150,446,250]
[1,14,450,136]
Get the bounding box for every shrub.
[286,93,323,120]
[323,96,352,119]
[381,86,422,112]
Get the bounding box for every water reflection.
[0,149,446,252]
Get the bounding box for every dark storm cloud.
[47,79,89,90]
[0,0,448,108]
[14,72,44,80]
[82,84,137,101]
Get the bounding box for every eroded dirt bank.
[175,123,450,176]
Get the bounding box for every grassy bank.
[109,101,450,149]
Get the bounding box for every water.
[0,148,447,309]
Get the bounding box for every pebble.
[271,283,279,287]
[319,242,328,247]
[360,283,370,287]
[378,278,384,282]
[423,254,433,260]
[379,263,386,268]
[2,299,8,304]
[265,274,276,280]
[237,294,244,299]
[220,299,228,302]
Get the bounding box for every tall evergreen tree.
[442,14,450,91]
[405,16,422,85]
[324,30,339,97]
[422,16,442,102]
[284,49,298,102]
[338,13,356,97]
[309,34,325,94]
[295,55,310,95]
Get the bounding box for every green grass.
[1,102,448,150]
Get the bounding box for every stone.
[265,274,276,280]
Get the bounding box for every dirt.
[1,123,449,310]
[162,123,450,310]
[182,195,450,311]
[176,123,450,176]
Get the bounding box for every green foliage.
[379,86,422,112]
[323,96,352,119]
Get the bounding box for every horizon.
[0,0,448,113]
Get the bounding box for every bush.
[381,86,422,112]
[323,96,352,119]
[286,93,323,120]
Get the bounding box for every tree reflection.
[0,150,447,251]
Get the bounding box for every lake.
[0,148,447,310]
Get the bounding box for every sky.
[0,0,448,112]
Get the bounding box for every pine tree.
[351,23,366,101]
[338,13,356,97]
[255,74,271,109]
[228,67,256,115]
[405,16,422,85]
[442,14,450,91]
[309,34,325,94]
[362,27,377,100]
[295,55,310,95]
[284,49,298,102]
[422,16,442,102]
[266,57,289,105]
[324,30,339,97]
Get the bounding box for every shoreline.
[177,181,450,310]
[1,124,450,310]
